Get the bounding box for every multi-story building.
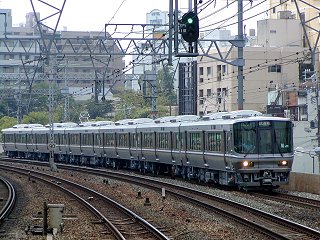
[0,10,125,101]
[268,0,320,49]
[197,18,315,119]
[131,9,172,92]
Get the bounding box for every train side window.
[118,133,128,147]
[37,134,47,144]
[189,132,201,151]
[82,133,93,146]
[158,132,169,149]
[3,134,8,143]
[105,133,115,146]
[206,132,221,152]
[20,134,26,143]
[143,133,154,148]
[70,134,80,145]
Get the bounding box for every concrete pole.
[237,0,244,110]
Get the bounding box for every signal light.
[180,11,199,43]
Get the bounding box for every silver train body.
[1,111,294,190]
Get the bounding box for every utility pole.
[237,0,244,110]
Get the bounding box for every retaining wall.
[281,172,320,194]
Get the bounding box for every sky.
[0,0,267,35]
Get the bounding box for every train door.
[202,130,207,167]
[170,131,175,162]
[138,131,143,162]
[154,131,159,161]
[131,128,138,160]
[115,132,119,158]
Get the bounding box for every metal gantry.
[30,0,67,171]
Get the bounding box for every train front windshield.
[233,120,292,155]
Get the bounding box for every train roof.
[202,110,263,120]
[1,111,291,134]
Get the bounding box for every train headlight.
[242,160,254,167]
[278,160,288,166]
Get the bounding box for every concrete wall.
[281,172,320,194]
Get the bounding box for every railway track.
[0,164,170,240]
[57,164,320,239]
[0,176,16,226]
[2,158,320,239]
[250,191,320,211]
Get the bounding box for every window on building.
[217,65,227,81]
[199,67,203,75]
[217,65,222,81]
[199,89,203,98]
[199,77,204,83]
[273,7,276,14]
[3,67,14,73]
[199,89,204,105]
[217,88,222,104]
[207,67,212,77]
[207,89,212,97]
[222,65,227,74]
[268,65,282,73]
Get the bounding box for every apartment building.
[197,18,315,119]
[0,10,125,100]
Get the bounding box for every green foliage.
[0,116,17,130]
[114,91,150,120]
[22,111,60,125]
[157,65,177,106]
[86,99,113,119]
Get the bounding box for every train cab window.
[207,132,221,152]
[157,132,169,149]
[259,129,272,154]
[234,122,257,154]
[273,121,292,153]
[188,132,201,151]
[143,133,154,148]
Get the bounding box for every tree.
[86,98,113,119]
[0,116,17,130]
[22,111,60,125]
[157,65,177,106]
[114,90,151,120]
